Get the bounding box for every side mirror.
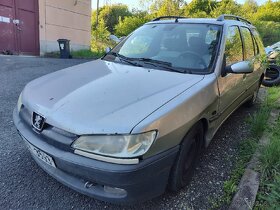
[109,34,121,43]
[225,61,253,74]
[105,47,111,54]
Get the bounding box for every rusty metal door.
[0,0,39,55]
[0,0,17,54]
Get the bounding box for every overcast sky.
[92,0,272,10]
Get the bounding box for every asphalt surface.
[0,55,258,210]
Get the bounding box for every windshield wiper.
[132,58,190,73]
[107,52,142,67]
[135,58,172,66]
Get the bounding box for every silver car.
[13,15,265,204]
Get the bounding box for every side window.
[225,26,243,66]
[240,27,255,60]
[252,29,265,54]
[253,36,259,55]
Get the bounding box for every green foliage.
[91,19,112,53]
[93,19,110,41]
[210,0,242,17]
[253,21,280,46]
[71,49,104,59]
[210,138,258,209]
[257,174,280,209]
[255,102,280,209]
[255,1,280,22]
[267,87,280,109]
[210,100,275,209]
[260,132,280,179]
[183,0,217,17]
[247,106,270,138]
[240,0,258,20]
[91,0,280,54]
[92,4,131,33]
[115,16,149,37]
[149,0,184,17]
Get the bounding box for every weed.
[248,106,270,138]
[254,87,280,209]
[210,94,272,209]
[71,49,104,59]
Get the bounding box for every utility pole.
[96,0,99,28]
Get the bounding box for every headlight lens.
[72,131,157,158]
[17,92,23,112]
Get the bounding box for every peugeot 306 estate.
[14,15,265,204]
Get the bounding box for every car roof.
[146,16,256,29]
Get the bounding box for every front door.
[0,0,39,55]
[217,25,247,117]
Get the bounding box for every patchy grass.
[267,86,280,109]
[254,87,280,209]
[44,51,60,58]
[211,87,280,209]
[247,105,271,138]
[255,116,280,209]
[44,49,104,59]
[71,49,104,59]
[210,138,259,209]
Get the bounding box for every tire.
[262,65,280,87]
[168,122,204,192]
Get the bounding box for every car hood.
[22,59,204,135]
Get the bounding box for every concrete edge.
[228,106,280,210]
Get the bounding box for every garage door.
[0,0,39,55]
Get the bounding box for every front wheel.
[168,122,204,192]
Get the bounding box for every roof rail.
[152,16,187,22]
[217,14,251,25]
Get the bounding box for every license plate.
[25,141,56,168]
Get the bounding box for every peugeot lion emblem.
[32,112,45,132]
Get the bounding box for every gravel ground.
[0,55,258,210]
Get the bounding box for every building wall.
[38,0,91,55]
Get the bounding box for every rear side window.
[225,26,243,66]
[240,27,255,60]
[253,36,259,55]
[252,29,265,54]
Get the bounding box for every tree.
[115,15,150,37]
[183,0,217,17]
[149,0,185,17]
[92,4,132,34]
[210,0,242,17]
[241,0,258,20]
[255,0,280,22]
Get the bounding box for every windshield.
[103,23,222,74]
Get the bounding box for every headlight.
[17,92,23,112]
[72,131,157,158]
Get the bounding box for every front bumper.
[13,108,179,204]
